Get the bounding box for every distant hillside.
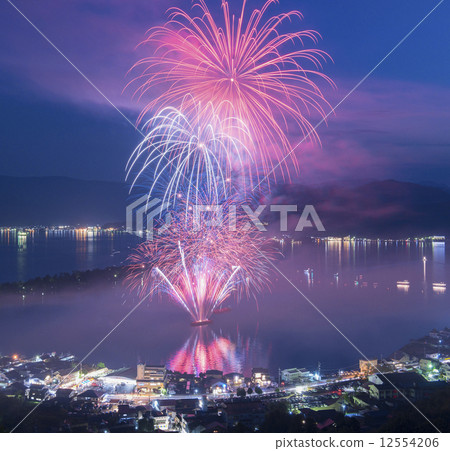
[0,176,449,235]
[271,180,450,237]
[0,176,126,226]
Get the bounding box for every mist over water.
[0,231,449,376]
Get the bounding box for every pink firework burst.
[129,0,334,181]
[125,198,277,323]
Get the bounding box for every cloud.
[287,79,450,184]
[1,1,449,184]
[0,0,181,111]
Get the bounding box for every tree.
[247,387,253,395]
[236,388,247,398]
[97,362,106,369]
[255,386,263,395]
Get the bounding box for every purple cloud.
[1,1,449,185]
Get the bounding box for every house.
[175,413,192,432]
[183,417,226,433]
[150,409,170,430]
[310,395,346,413]
[0,372,10,388]
[158,397,199,419]
[359,359,378,375]
[55,388,74,399]
[441,361,450,382]
[174,398,199,415]
[419,358,440,372]
[281,368,311,384]
[26,384,48,402]
[350,392,374,410]
[76,389,99,403]
[118,404,143,421]
[205,378,227,394]
[53,367,79,385]
[49,388,75,406]
[136,364,166,394]
[224,373,244,387]
[179,408,226,433]
[368,372,446,401]
[251,368,271,387]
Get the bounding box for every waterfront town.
[1,327,450,433]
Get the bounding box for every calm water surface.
[0,231,449,376]
[0,229,139,283]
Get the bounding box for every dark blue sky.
[1,0,449,184]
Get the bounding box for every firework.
[168,327,239,375]
[126,100,254,207]
[167,327,243,376]
[125,199,277,323]
[129,0,333,181]
[167,327,269,376]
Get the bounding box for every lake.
[0,230,449,377]
[0,228,139,283]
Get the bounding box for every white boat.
[432,282,447,292]
[396,280,410,287]
[433,282,446,288]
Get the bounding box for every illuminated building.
[441,362,450,382]
[136,364,167,394]
[419,358,440,373]
[26,384,48,402]
[150,410,170,430]
[224,372,244,387]
[74,390,99,404]
[251,368,271,387]
[368,372,446,401]
[359,359,378,375]
[281,368,311,384]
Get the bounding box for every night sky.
[1,0,449,185]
